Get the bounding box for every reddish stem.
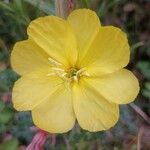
[129,103,150,124]
[26,130,48,150]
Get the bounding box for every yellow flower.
[11,9,139,133]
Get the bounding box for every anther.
[76,68,90,77]
[51,67,65,72]
[62,72,67,77]
[47,73,56,76]
[48,58,62,66]
[82,72,90,77]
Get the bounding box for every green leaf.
[0,100,5,111]
[0,69,19,90]
[131,41,144,51]
[0,2,14,12]
[24,0,55,15]
[143,90,150,99]
[0,107,14,124]
[143,82,150,99]
[145,82,150,90]
[81,0,89,8]
[0,138,19,150]
[136,61,150,80]
[98,0,120,17]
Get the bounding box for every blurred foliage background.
[0,0,150,150]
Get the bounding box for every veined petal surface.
[67,9,100,64]
[12,68,64,111]
[11,40,50,75]
[32,84,75,133]
[27,16,77,67]
[72,81,119,132]
[84,69,139,104]
[80,26,130,75]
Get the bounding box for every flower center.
[47,58,90,82]
[66,68,78,78]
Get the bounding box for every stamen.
[62,72,67,77]
[76,68,86,74]
[76,68,90,77]
[47,63,90,82]
[51,67,65,72]
[48,57,62,66]
[47,73,56,76]
[82,72,90,77]
[73,76,78,82]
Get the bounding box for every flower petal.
[72,81,119,132]
[12,68,64,111]
[67,9,100,63]
[11,40,49,75]
[80,26,130,75]
[84,69,139,104]
[32,85,75,133]
[27,16,77,67]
